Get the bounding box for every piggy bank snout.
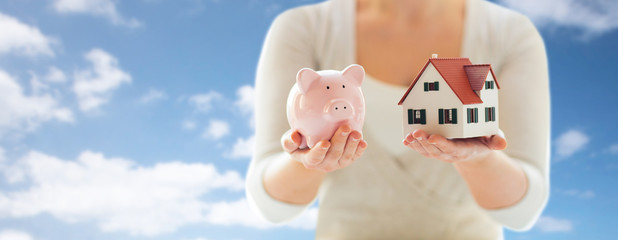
[324,99,355,120]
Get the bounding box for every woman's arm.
[265,126,367,205]
[246,8,367,223]
[246,8,320,223]
[404,130,527,209]
[403,13,550,230]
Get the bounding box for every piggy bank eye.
[342,85,345,88]
[326,86,330,90]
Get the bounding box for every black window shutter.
[467,109,471,123]
[420,109,426,124]
[408,109,414,124]
[439,109,444,124]
[451,108,457,124]
[435,82,439,90]
[424,82,428,91]
[492,107,496,121]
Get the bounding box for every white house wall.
[401,63,464,138]
[462,73,500,138]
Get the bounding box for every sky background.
[0,0,617,239]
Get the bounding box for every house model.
[398,54,500,139]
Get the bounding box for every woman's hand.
[402,129,507,164]
[281,125,368,172]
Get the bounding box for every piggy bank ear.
[342,64,365,86]
[296,68,321,94]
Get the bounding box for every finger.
[289,147,310,163]
[341,139,368,169]
[281,130,302,153]
[354,140,368,159]
[417,136,444,158]
[411,130,436,154]
[408,137,428,155]
[411,130,445,159]
[301,140,330,168]
[428,134,456,154]
[411,129,429,140]
[338,131,362,168]
[402,132,416,146]
[488,134,508,150]
[324,124,351,162]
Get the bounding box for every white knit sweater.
[246,0,550,239]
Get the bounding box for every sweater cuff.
[484,159,548,230]
[246,152,314,223]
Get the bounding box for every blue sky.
[0,0,616,239]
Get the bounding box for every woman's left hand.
[402,129,507,164]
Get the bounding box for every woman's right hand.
[281,124,368,173]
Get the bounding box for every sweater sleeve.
[484,13,551,231]
[245,8,319,223]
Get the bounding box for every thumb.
[281,129,302,153]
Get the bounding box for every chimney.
[431,53,438,58]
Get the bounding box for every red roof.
[397,57,499,105]
[464,64,500,91]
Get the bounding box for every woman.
[246,0,550,239]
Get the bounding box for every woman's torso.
[292,0,513,238]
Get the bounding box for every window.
[485,107,496,122]
[485,81,495,89]
[467,108,478,123]
[438,108,457,124]
[408,109,426,124]
[424,81,440,91]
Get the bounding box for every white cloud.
[497,0,618,38]
[0,12,56,57]
[205,198,273,229]
[182,120,196,130]
[73,48,132,112]
[228,135,255,159]
[557,189,595,199]
[0,230,33,240]
[0,69,73,136]
[0,150,245,236]
[535,216,573,233]
[235,85,255,129]
[189,91,222,112]
[235,85,255,115]
[555,130,589,158]
[28,73,49,96]
[201,119,230,140]
[139,88,166,104]
[52,0,141,28]
[205,198,317,230]
[44,66,67,83]
[0,147,5,163]
[608,143,618,155]
[0,150,315,236]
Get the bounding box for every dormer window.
[485,81,495,89]
[424,81,439,91]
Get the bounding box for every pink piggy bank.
[287,64,366,149]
